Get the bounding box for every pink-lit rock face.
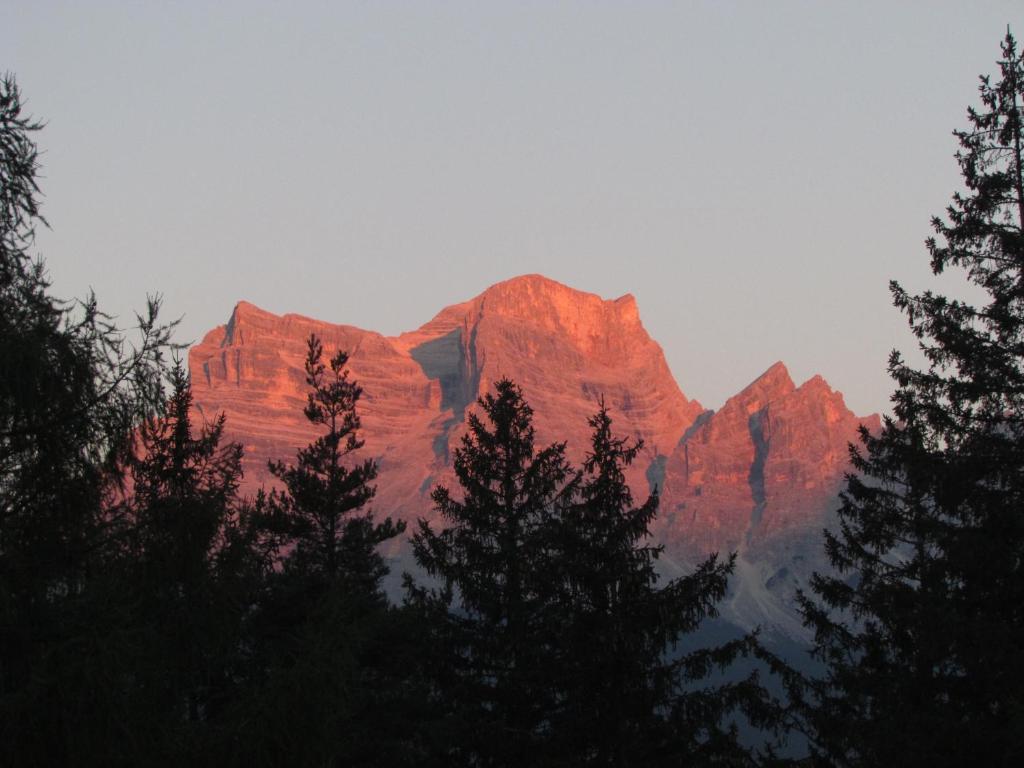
[190,301,445,532]
[189,275,702,529]
[657,362,881,557]
[189,275,876,559]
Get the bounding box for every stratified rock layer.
[657,362,880,558]
[189,275,876,571]
[190,275,703,527]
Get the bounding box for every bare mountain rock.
[657,362,880,558]
[190,275,703,526]
[189,275,877,607]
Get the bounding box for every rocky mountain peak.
[405,275,647,364]
[736,362,796,408]
[189,275,876,573]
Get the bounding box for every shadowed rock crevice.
[746,407,771,546]
[410,328,474,413]
[679,409,714,447]
[410,328,480,459]
[467,323,482,400]
[668,410,714,492]
[646,455,667,494]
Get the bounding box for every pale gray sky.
[3,2,1020,415]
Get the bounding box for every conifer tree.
[408,378,579,767]
[128,364,244,580]
[553,402,781,767]
[799,31,1024,767]
[125,363,253,723]
[229,335,409,767]
[266,334,403,593]
[1,75,171,609]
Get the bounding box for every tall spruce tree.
[229,334,409,767]
[266,334,403,592]
[408,378,579,767]
[798,31,1024,767]
[552,402,782,767]
[553,400,663,767]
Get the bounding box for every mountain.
[657,361,880,557]
[655,362,880,637]
[189,274,877,636]
[190,275,703,519]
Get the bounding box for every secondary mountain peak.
[738,361,796,405]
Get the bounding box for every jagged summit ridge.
[398,274,651,370]
[189,275,877,566]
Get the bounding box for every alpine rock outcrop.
[189,275,877,636]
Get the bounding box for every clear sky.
[3,2,1021,415]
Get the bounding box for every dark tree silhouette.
[552,401,783,767]
[0,74,176,764]
[266,334,403,591]
[408,378,579,767]
[118,363,262,751]
[408,384,781,766]
[798,31,1024,768]
[225,334,410,767]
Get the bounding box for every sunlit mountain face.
[190,274,878,638]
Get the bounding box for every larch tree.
[0,74,175,764]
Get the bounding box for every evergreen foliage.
[408,378,579,766]
[554,401,783,767]
[798,31,1024,767]
[266,334,404,591]
[117,363,262,756]
[553,400,666,766]
[226,334,412,767]
[410,384,783,766]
